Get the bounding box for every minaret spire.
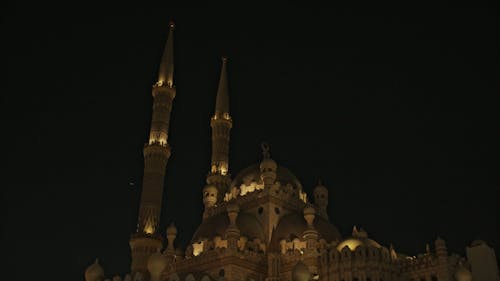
[130,20,177,276]
[215,57,229,116]
[203,57,233,211]
[157,20,175,87]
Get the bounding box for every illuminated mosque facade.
[84,22,499,281]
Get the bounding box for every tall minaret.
[204,57,232,207]
[129,21,176,277]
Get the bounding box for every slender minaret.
[129,20,176,276]
[204,57,232,206]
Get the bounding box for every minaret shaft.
[148,90,175,146]
[130,21,175,276]
[210,119,231,175]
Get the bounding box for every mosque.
[84,21,499,281]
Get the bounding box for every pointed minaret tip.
[261,142,271,159]
[215,56,230,117]
[157,21,175,87]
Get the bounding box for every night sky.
[3,4,498,281]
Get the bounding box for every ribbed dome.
[269,212,342,251]
[191,212,265,243]
[231,164,303,190]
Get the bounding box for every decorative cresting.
[130,20,176,276]
[205,57,232,207]
[260,142,277,187]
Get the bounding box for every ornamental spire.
[157,21,175,87]
[215,57,230,116]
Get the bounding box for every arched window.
[219,269,225,277]
[431,276,438,281]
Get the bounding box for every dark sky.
[3,4,498,281]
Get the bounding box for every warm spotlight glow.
[239,182,264,196]
[220,165,228,176]
[149,136,167,146]
[336,239,363,251]
[144,223,154,235]
[192,241,204,256]
[299,190,308,203]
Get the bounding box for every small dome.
[455,265,472,281]
[167,223,177,236]
[147,251,168,276]
[303,204,316,216]
[292,261,311,281]
[313,180,327,193]
[85,259,104,281]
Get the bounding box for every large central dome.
[231,163,303,191]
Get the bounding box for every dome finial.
[261,142,271,159]
[352,225,358,236]
[85,258,105,281]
